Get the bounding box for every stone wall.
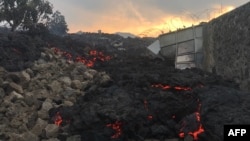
[203,2,250,91]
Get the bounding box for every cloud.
[49,0,249,36]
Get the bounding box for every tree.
[23,0,53,30]
[0,0,28,31]
[48,10,68,36]
[0,0,53,31]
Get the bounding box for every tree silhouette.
[0,0,53,31]
[48,10,68,36]
[0,0,28,31]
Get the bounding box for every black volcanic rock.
[197,86,250,141]
[1,31,249,141]
[49,55,249,141]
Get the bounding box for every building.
[157,22,206,69]
[147,1,250,90]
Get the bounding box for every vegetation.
[47,10,68,36]
[0,0,68,35]
[0,0,28,31]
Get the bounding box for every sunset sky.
[49,0,249,37]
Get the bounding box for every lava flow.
[53,47,111,67]
[54,112,63,126]
[179,102,205,140]
[106,120,123,139]
[144,99,154,120]
[151,83,205,140]
[151,84,192,91]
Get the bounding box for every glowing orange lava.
[151,84,192,91]
[179,112,204,140]
[53,47,111,67]
[179,102,204,140]
[147,115,153,120]
[54,112,63,126]
[151,83,205,140]
[106,120,123,139]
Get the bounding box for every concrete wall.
[159,24,204,69]
[203,2,250,91]
[159,32,176,60]
[175,25,204,69]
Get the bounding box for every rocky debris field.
[0,47,94,140]
[0,32,250,141]
[0,31,154,72]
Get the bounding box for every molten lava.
[179,102,204,140]
[53,47,111,67]
[151,83,205,140]
[54,112,63,126]
[89,50,111,62]
[151,84,192,91]
[106,120,123,139]
[179,112,204,140]
[147,115,153,120]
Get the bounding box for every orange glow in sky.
[48,0,246,37]
[68,5,235,37]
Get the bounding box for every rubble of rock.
[0,47,110,141]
